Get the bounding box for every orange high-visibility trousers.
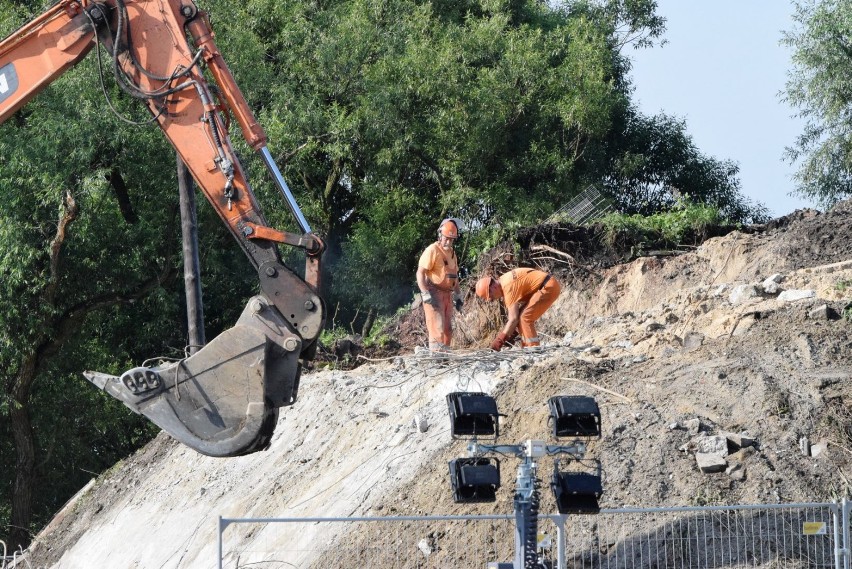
[518,278,561,347]
[423,287,453,351]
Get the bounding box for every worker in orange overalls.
[474,268,560,351]
[416,219,463,353]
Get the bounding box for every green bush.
[596,199,728,249]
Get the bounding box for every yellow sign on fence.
[803,522,827,535]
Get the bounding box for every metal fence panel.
[218,503,847,569]
[563,505,839,569]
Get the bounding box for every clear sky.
[628,1,815,218]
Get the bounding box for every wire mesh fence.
[545,186,613,226]
[218,502,851,569]
[563,504,842,569]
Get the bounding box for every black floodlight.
[548,395,601,438]
[446,392,500,438]
[550,463,602,514]
[449,457,501,503]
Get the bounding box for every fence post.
[218,516,225,569]
[553,515,566,569]
[844,498,851,569]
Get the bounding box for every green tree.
[213,0,765,323]
[596,106,770,223]
[782,0,852,206]
[0,31,187,550]
[207,0,668,322]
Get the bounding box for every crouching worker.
[475,268,560,351]
[417,219,463,353]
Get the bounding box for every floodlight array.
[445,392,605,568]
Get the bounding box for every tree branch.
[106,168,139,224]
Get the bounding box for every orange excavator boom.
[0,0,325,456]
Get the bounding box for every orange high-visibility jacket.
[418,242,459,291]
[498,268,550,307]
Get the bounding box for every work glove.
[421,291,437,307]
[453,292,463,312]
[490,332,508,352]
[505,331,519,347]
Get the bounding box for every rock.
[729,284,760,305]
[762,274,784,294]
[682,332,705,351]
[696,452,727,473]
[808,304,837,320]
[725,462,746,481]
[413,415,429,433]
[695,434,729,456]
[712,284,728,297]
[778,289,816,302]
[684,418,703,435]
[724,432,755,449]
[764,282,781,294]
[417,538,433,557]
[799,436,811,456]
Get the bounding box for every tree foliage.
[0,23,251,547]
[206,0,675,312]
[207,0,766,320]
[597,106,769,223]
[782,0,852,206]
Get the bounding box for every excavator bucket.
[84,295,304,457]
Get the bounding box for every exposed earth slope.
[19,202,852,568]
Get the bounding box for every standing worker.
[417,219,464,353]
[475,268,560,351]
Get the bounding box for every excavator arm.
[0,0,326,456]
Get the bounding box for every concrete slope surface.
[21,202,852,568]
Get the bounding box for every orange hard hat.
[475,276,493,301]
[438,218,459,239]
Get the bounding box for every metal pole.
[218,516,224,569]
[177,155,205,354]
[843,498,851,569]
[513,494,524,569]
[836,504,843,569]
[258,146,312,234]
[553,515,565,569]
